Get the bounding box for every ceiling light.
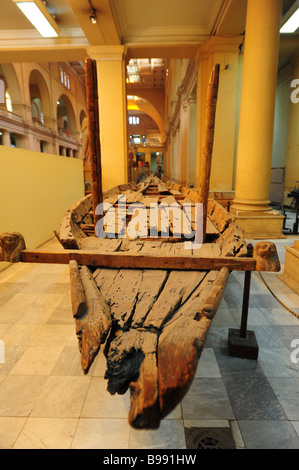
[13,0,60,38]
[280,1,299,33]
[89,9,97,24]
[280,8,299,32]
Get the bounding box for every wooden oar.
[85,57,103,228]
[197,63,220,242]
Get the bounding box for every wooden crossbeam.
[20,249,256,271]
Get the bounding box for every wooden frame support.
[198,63,220,242]
[0,232,281,363]
[19,249,257,272]
[85,57,103,227]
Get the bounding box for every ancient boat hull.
[0,176,280,428]
[58,176,248,429]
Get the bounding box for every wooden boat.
[56,175,249,429]
[0,61,280,430]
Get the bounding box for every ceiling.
[127,58,167,89]
[110,0,232,44]
[0,0,82,30]
[0,0,297,71]
[0,0,248,62]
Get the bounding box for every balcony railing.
[0,107,23,123]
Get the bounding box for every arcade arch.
[0,64,23,116]
[29,69,51,127]
[127,95,164,140]
[56,94,77,138]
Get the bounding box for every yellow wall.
[284,54,299,203]
[210,49,240,191]
[272,62,293,169]
[0,147,84,272]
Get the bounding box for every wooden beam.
[85,57,103,228]
[198,64,220,242]
[20,249,256,271]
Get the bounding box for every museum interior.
[0,0,299,450]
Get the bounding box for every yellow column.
[2,131,11,147]
[285,52,299,203]
[194,37,241,192]
[87,46,128,191]
[231,0,283,238]
[230,0,284,237]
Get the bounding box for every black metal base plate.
[228,328,259,360]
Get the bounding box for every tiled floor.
[0,235,298,449]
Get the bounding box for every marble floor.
[0,235,298,450]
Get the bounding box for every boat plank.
[139,196,160,207]
[143,270,207,330]
[192,243,221,258]
[119,239,144,253]
[129,350,160,429]
[158,268,229,417]
[131,270,168,328]
[20,249,257,271]
[105,269,143,327]
[69,259,87,319]
[71,263,112,374]
[93,267,119,300]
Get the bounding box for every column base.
[277,241,299,295]
[230,208,285,239]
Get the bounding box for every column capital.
[196,35,243,64]
[87,45,125,61]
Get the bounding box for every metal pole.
[240,270,251,338]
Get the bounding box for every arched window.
[31,97,43,124]
[57,94,76,137]
[5,89,12,112]
[60,67,71,91]
[0,78,5,105]
[29,70,51,127]
[129,116,140,125]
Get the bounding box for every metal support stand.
[228,271,259,360]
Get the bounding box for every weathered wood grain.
[85,58,103,226]
[131,270,168,327]
[216,222,247,257]
[197,64,220,240]
[158,268,229,418]
[128,332,160,429]
[20,249,257,271]
[143,270,207,329]
[104,269,143,327]
[70,262,111,374]
[104,329,157,395]
[59,195,92,249]
[93,267,119,300]
[69,260,87,319]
